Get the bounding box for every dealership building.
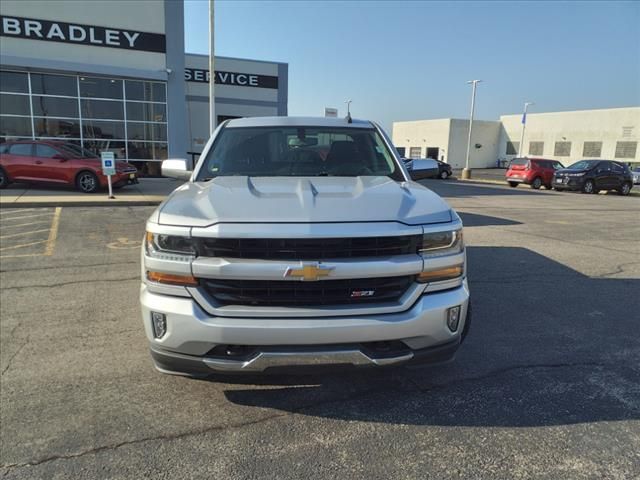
[0,0,288,174]
[393,107,640,169]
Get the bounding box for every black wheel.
[76,171,99,193]
[439,170,449,180]
[0,167,9,189]
[618,182,631,196]
[531,177,543,189]
[508,182,518,188]
[544,184,553,190]
[582,179,595,194]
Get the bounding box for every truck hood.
[157,176,452,227]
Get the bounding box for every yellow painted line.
[0,239,48,252]
[0,212,55,221]
[0,229,51,239]
[544,220,570,225]
[44,207,61,256]
[0,221,51,229]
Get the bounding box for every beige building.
[393,107,640,168]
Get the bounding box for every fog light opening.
[151,312,167,338]
[447,306,461,332]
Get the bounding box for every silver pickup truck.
[140,116,470,377]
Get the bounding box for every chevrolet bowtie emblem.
[284,263,334,281]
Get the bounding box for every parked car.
[553,160,634,195]
[141,116,471,377]
[434,159,453,179]
[632,166,640,185]
[407,158,440,180]
[506,157,564,189]
[0,140,137,193]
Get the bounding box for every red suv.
[506,157,564,189]
[0,140,137,193]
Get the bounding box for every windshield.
[567,160,597,170]
[196,126,401,180]
[510,158,528,166]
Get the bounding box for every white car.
[141,116,471,376]
[632,167,640,185]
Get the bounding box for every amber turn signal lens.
[147,271,198,286]
[416,266,463,283]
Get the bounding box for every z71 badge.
[350,290,375,298]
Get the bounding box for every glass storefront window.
[126,122,167,142]
[127,141,167,160]
[83,140,127,159]
[125,80,166,103]
[0,94,30,115]
[0,116,33,137]
[126,102,166,122]
[0,70,168,174]
[0,71,29,93]
[34,117,81,137]
[32,96,79,118]
[80,77,123,99]
[82,120,125,139]
[81,99,124,120]
[30,73,77,96]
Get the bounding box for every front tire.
[0,167,9,189]
[618,182,631,196]
[531,177,543,189]
[76,171,99,193]
[439,170,449,180]
[582,179,595,194]
[508,181,518,188]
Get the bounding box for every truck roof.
[225,116,374,129]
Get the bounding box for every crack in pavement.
[0,260,135,274]
[0,276,139,291]
[1,334,30,377]
[0,360,617,473]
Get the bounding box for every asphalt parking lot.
[1,180,639,479]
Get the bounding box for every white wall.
[448,119,500,169]
[392,118,500,168]
[499,107,640,165]
[392,119,451,162]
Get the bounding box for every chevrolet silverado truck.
[141,116,470,376]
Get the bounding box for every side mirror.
[161,159,192,180]
[409,158,440,180]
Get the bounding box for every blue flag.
[521,111,527,124]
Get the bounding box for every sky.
[184,0,640,131]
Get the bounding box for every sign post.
[101,152,116,199]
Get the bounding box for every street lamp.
[462,80,482,179]
[518,102,534,157]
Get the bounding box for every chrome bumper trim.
[202,348,414,372]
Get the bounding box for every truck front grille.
[201,275,415,307]
[196,236,421,260]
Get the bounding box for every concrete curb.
[457,178,640,196]
[0,200,163,208]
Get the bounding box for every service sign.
[101,152,116,176]
[184,68,278,89]
[0,15,166,53]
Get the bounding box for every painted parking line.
[0,207,61,258]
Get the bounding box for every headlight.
[419,229,464,257]
[145,232,195,256]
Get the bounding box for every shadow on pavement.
[458,212,521,227]
[221,246,640,427]
[421,179,555,197]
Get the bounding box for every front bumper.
[140,279,470,375]
[553,177,584,190]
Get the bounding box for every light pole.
[462,80,482,179]
[345,99,352,115]
[518,102,534,157]
[209,0,215,135]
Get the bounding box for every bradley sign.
[0,15,165,53]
